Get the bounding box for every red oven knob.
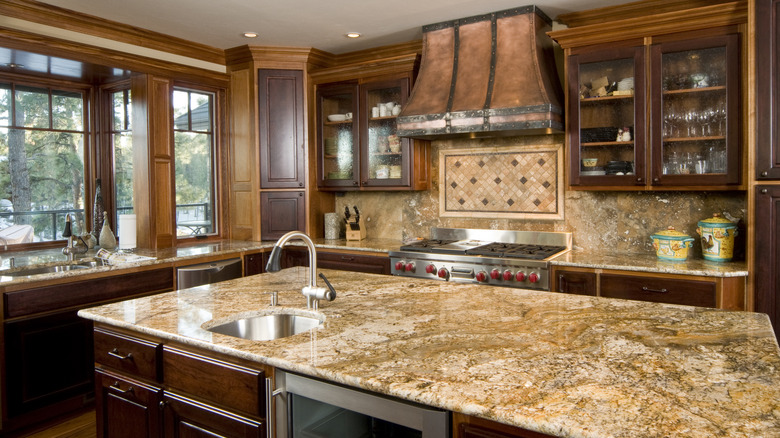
[476,271,488,282]
[515,272,526,282]
[438,268,449,279]
[490,269,500,280]
[405,262,416,273]
[425,264,436,274]
[502,270,513,281]
[528,272,539,283]
[394,261,405,271]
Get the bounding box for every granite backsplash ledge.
[338,134,746,257]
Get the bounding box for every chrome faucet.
[61,214,86,263]
[265,231,336,309]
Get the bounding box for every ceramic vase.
[93,179,104,244]
[99,211,117,250]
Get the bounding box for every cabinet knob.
[298,182,304,187]
[636,177,643,183]
[652,177,659,183]
[761,188,768,194]
[353,180,359,186]
[761,171,769,177]
[298,192,303,197]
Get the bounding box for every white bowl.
[327,114,346,122]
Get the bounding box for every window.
[172,89,216,237]
[111,88,133,233]
[0,82,87,243]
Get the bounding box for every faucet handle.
[318,273,337,301]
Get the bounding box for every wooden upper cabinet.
[258,69,305,189]
[756,0,780,179]
[550,2,746,191]
[754,186,780,339]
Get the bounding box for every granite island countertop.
[78,267,780,438]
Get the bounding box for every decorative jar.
[696,213,737,262]
[651,226,694,261]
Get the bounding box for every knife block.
[346,222,366,241]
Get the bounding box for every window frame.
[0,74,94,249]
[171,82,226,243]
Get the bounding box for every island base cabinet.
[162,392,264,438]
[95,369,163,438]
[453,412,555,438]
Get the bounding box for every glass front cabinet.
[566,31,741,190]
[317,76,429,191]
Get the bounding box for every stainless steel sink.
[205,312,323,341]
[3,260,105,277]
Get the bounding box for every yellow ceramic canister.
[696,213,737,262]
[651,226,695,261]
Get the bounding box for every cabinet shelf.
[663,136,725,142]
[369,115,397,121]
[582,141,634,147]
[324,120,353,126]
[663,85,726,95]
[580,94,634,103]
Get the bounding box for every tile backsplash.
[337,134,746,258]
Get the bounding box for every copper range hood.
[397,6,563,139]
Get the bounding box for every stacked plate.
[389,165,402,178]
[617,77,634,92]
[324,138,338,156]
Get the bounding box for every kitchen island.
[78,266,780,438]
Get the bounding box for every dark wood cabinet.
[552,268,597,296]
[95,369,163,438]
[243,252,266,276]
[756,0,780,179]
[258,69,305,189]
[282,248,391,275]
[260,191,305,240]
[0,267,173,434]
[4,310,94,418]
[316,75,429,191]
[600,273,716,307]
[755,186,780,338]
[162,392,264,438]
[453,412,555,438]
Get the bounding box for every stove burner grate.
[464,243,567,260]
[399,239,458,252]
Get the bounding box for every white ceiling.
[36,0,629,54]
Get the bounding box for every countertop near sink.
[79,267,780,438]
[0,238,402,286]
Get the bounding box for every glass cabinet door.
[318,83,359,188]
[569,45,646,187]
[650,33,739,186]
[360,78,410,187]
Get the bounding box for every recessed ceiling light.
[346,32,361,38]
[243,32,258,38]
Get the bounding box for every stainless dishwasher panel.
[176,257,242,289]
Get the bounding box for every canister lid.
[698,213,736,227]
[652,226,692,239]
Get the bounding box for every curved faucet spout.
[266,231,318,288]
[266,231,334,309]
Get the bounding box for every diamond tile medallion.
[439,144,563,219]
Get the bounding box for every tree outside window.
[0,82,87,243]
[172,89,217,237]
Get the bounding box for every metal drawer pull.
[340,256,355,261]
[642,286,668,294]
[265,377,283,438]
[111,381,134,394]
[108,348,134,361]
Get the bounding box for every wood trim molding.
[550,1,747,49]
[556,0,739,27]
[309,53,420,84]
[0,0,225,66]
[225,45,332,70]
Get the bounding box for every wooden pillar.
[132,73,176,249]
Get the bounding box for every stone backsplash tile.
[335,134,746,257]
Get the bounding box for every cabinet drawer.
[554,270,597,296]
[94,328,162,382]
[600,274,716,307]
[163,346,264,417]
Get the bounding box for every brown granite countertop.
[79,267,780,438]
[551,250,748,277]
[0,238,402,286]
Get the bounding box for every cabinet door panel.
[600,273,715,307]
[96,369,163,438]
[756,0,780,179]
[554,270,597,296]
[755,185,780,338]
[260,191,305,240]
[4,310,94,417]
[163,392,264,438]
[259,69,305,188]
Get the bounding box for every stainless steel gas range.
[389,228,572,291]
